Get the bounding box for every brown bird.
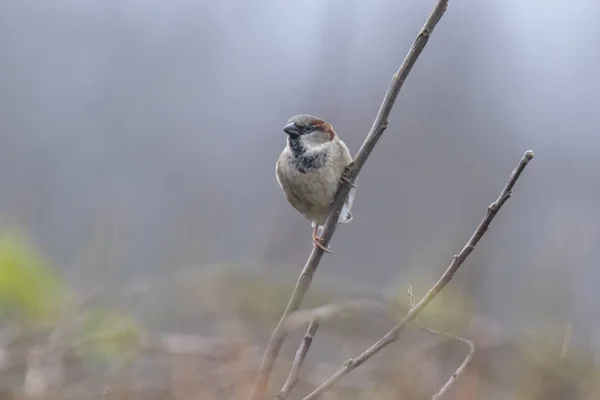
[275,114,356,252]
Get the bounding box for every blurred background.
[0,0,599,399]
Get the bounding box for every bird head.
[283,114,336,149]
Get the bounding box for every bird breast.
[276,140,352,225]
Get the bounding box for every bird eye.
[304,124,315,133]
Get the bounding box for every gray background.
[0,0,598,356]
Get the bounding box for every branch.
[247,1,449,399]
[274,299,388,399]
[408,285,475,400]
[282,299,387,333]
[430,335,474,400]
[302,150,535,399]
[275,319,320,400]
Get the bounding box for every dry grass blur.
[0,259,598,400]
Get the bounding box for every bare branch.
[302,150,534,399]
[247,1,450,399]
[408,285,476,400]
[282,299,387,333]
[274,299,388,399]
[275,320,320,400]
[430,335,474,400]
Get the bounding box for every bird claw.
[341,173,357,188]
[313,236,331,253]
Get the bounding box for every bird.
[275,114,356,252]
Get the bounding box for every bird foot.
[341,172,357,188]
[312,236,331,253]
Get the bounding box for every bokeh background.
[0,0,599,399]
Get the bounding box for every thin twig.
[103,386,112,400]
[247,2,450,399]
[560,323,572,363]
[408,285,475,400]
[282,299,387,333]
[302,150,534,399]
[275,320,320,400]
[430,334,475,400]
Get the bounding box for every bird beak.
[283,122,300,138]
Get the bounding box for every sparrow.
[275,114,356,252]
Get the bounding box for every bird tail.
[339,211,353,224]
[337,184,356,224]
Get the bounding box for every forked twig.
[275,320,320,400]
[275,299,388,399]
[302,150,534,399]
[248,1,450,399]
[408,285,475,400]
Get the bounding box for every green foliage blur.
[0,230,66,326]
[0,229,142,361]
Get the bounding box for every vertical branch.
[275,320,320,400]
[247,1,449,399]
